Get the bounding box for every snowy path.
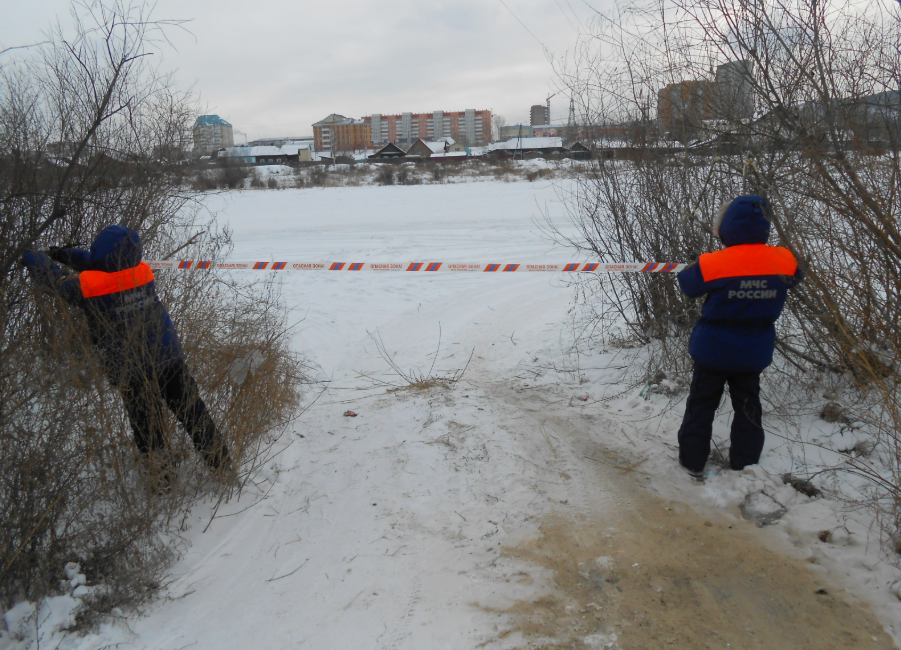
[121,181,597,649]
[57,182,897,649]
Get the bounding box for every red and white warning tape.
[146,261,687,273]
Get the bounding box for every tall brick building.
[658,60,755,133]
[364,110,491,146]
[312,114,372,153]
[657,81,718,131]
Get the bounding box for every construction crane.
[545,93,556,125]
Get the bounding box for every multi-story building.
[657,80,718,132]
[530,104,548,126]
[715,60,755,120]
[532,125,563,138]
[312,114,372,153]
[500,124,533,139]
[364,109,491,146]
[193,115,234,154]
[658,60,756,133]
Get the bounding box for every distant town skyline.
[1,0,604,140]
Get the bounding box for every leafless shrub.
[191,171,218,192]
[291,166,305,188]
[217,156,249,190]
[526,169,552,182]
[375,165,395,186]
[396,166,422,185]
[0,0,306,616]
[553,0,901,533]
[356,326,473,393]
[308,165,326,186]
[428,163,446,182]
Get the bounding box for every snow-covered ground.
[5,180,901,649]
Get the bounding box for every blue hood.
[719,195,771,247]
[89,226,143,272]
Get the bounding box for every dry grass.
[0,1,310,619]
[355,326,473,394]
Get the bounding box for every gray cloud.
[1,0,602,140]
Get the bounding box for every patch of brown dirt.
[487,497,895,649]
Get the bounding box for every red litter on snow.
[343,410,358,417]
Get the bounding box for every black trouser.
[677,365,763,472]
[120,359,228,470]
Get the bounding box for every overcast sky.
[1,0,606,141]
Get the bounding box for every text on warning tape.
[146,261,688,273]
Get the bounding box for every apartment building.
[715,60,755,121]
[657,80,718,131]
[530,104,548,126]
[658,60,756,132]
[312,114,372,152]
[364,109,491,146]
[193,115,234,154]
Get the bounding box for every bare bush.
[555,0,901,529]
[191,170,218,192]
[428,163,446,182]
[0,1,305,616]
[308,165,326,187]
[217,156,250,190]
[292,165,305,188]
[375,165,395,186]
[357,327,473,393]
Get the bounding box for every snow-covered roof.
[312,114,364,127]
[280,143,313,155]
[224,145,310,158]
[247,146,283,156]
[430,151,468,159]
[426,141,446,154]
[489,137,564,151]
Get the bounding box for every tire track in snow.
[486,381,628,519]
[381,580,421,650]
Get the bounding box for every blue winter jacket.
[677,195,803,373]
[24,226,183,386]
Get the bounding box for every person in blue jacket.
[23,226,230,482]
[676,195,803,475]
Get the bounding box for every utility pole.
[567,97,576,145]
[330,113,336,166]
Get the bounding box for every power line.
[496,0,548,53]
[553,0,577,30]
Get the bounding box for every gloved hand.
[47,245,78,263]
[22,251,51,268]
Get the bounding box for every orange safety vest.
[79,261,154,298]
[698,244,797,282]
